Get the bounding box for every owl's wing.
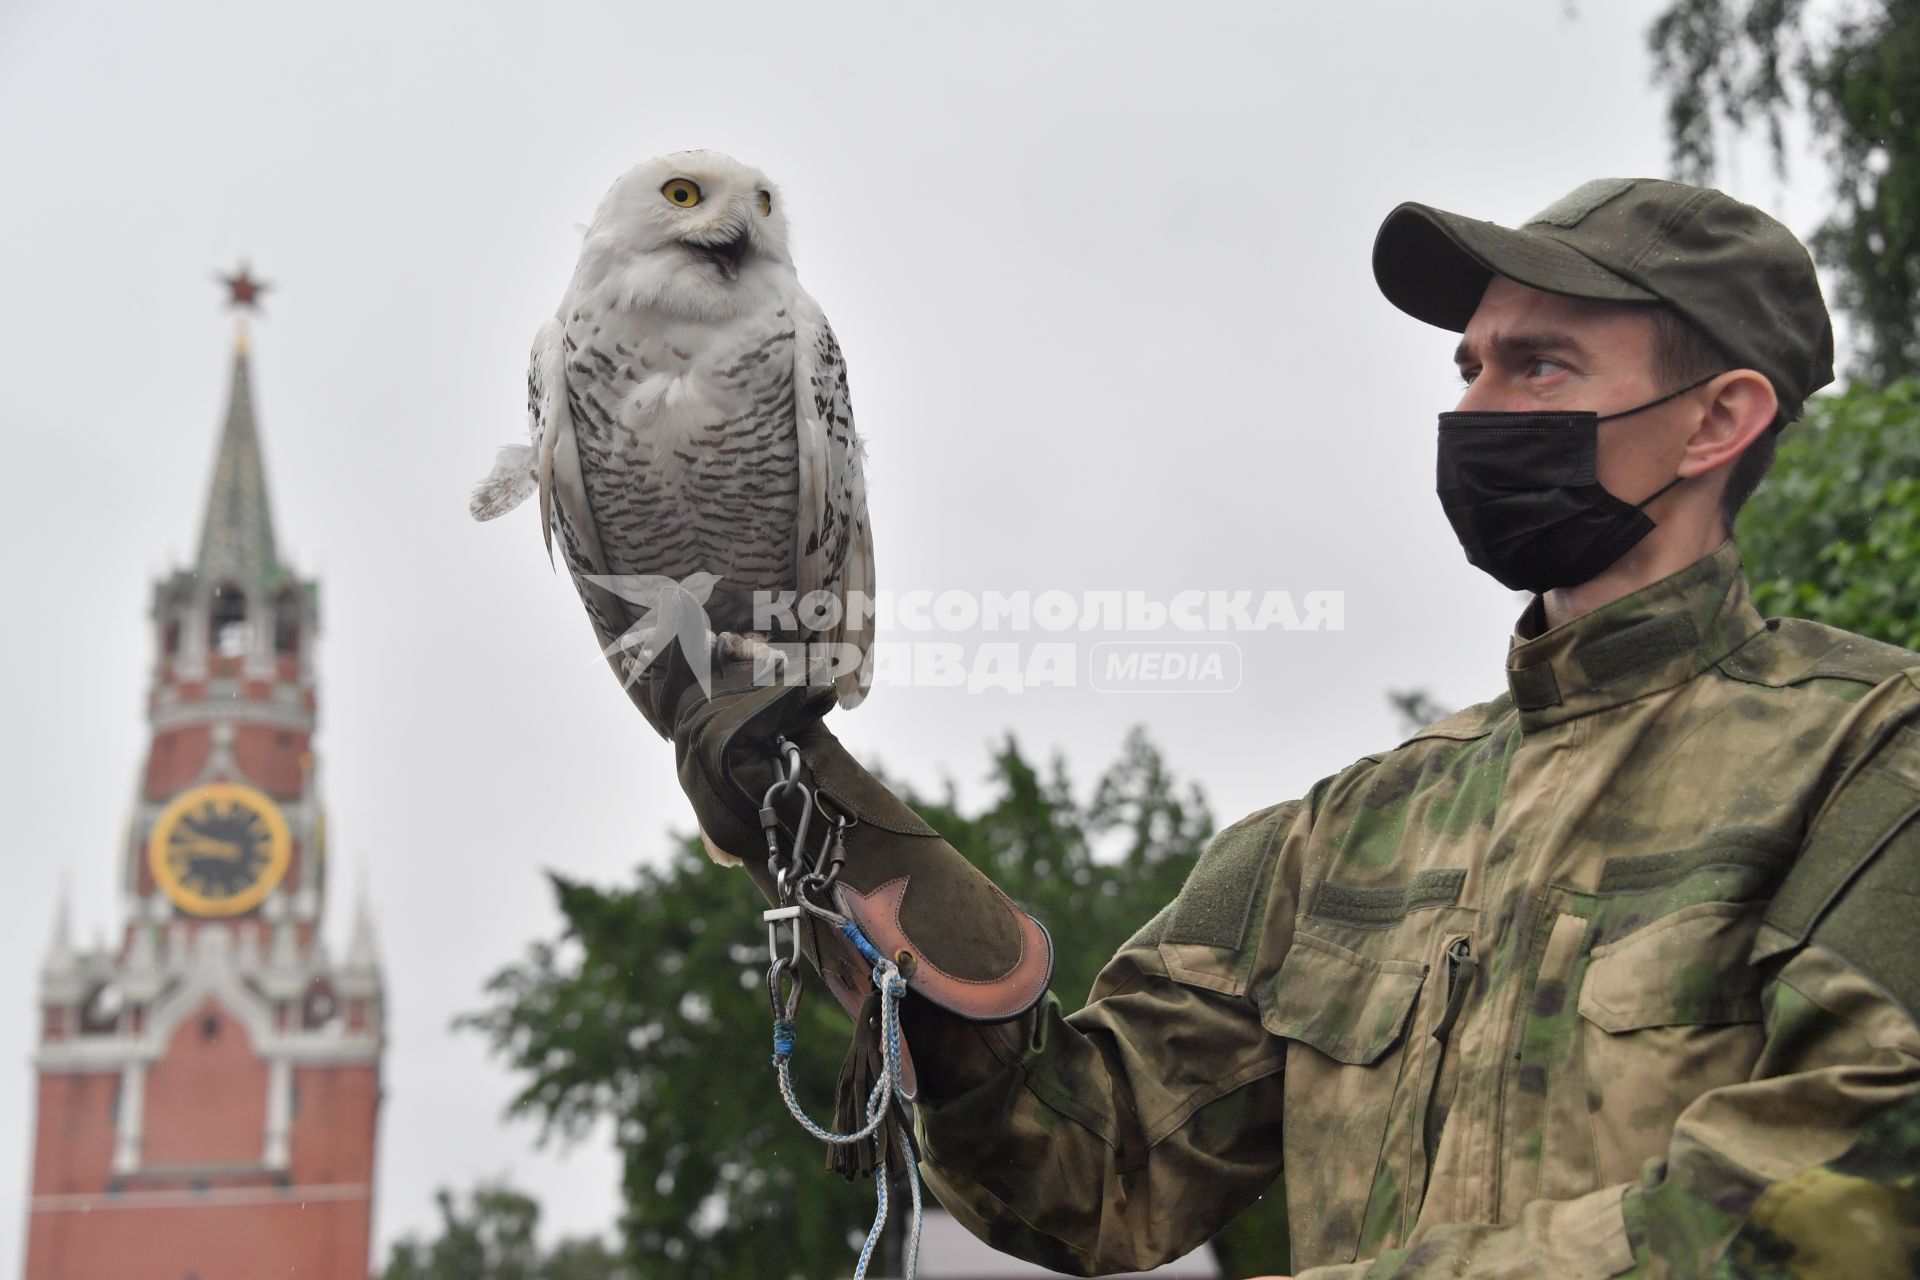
[527,317,568,563]
[467,317,564,561]
[533,316,651,712]
[790,293,875,708]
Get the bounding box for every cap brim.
[1373,202,1659,332]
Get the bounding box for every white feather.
[469,444,537,521]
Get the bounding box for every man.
[649,179,1920,1277]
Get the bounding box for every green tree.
[543,1238,636,1280]
[379,1183,629,1280]
[1648,0,1920,381]
[1386,689,1453,737]
[1736,377,1920,647]
[465,729,1294,1278]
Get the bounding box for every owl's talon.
[717,631,789,682]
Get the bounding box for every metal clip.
[765,904,807,1020]
[795,815,851,919]
[763,904,805,972]
[761,783,814,893]
[762,783,810,865]
[817,815,850,896]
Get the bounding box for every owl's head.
[574,150,795,321]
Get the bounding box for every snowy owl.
[470,150,875,714]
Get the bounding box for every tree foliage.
[1386,689,1453,737]
[1648,0,1920,381]
[464,728,1294,1279]
[379,1183,629,1280]
[1737,377,1920,646]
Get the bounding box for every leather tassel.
[828,989,908,1181]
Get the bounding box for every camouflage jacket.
[910,541,1920,1278]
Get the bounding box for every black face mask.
[1435,374,1720,594]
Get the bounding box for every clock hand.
[172,837,244,860]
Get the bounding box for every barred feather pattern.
[559,302,803,639]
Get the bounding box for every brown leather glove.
[637,645,1054,1047]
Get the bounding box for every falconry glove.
[638,649,1053,1172]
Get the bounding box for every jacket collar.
[1506,540,1766,731]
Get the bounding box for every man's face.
[1452,277,1688,503]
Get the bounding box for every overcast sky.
[0,0,1838,1270]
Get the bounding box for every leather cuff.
[673,675,1053,1031]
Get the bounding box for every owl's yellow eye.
[662,179,702,208]
[756,189,773,217]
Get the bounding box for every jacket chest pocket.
[1255,932,1427,1268]
[1574,901,1767,1185]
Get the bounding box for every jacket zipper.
[1421,936,1476,1200]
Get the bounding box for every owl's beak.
[684,231,751,281]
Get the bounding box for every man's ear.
[1679,369,1778,478]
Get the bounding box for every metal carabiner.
[761,780,810,863]
[760,737,810,865]
[796,815,850,906]
[817,815,851,896]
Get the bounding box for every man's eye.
[1526,357,1563,378]
[1458,367,1479,386]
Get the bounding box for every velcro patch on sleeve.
[1120,900,1176,952]
[1807,812,1920,1024]
[1768,720,1920,1021]
[1767,722,1920,944]
[1162,806,1287,951]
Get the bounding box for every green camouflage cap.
[1372,178,1835,409]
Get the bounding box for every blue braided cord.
[883,969,925,1278]
[767,952,923,1280]
[882,969,922,1279]
[840,920,885,966]
[852,1138,889,1280]
[770,961,902,1146]
[774,1060,895,1145]
[899,1126,923,1278]
[885,993,903,1097]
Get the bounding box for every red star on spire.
[218,262,271,313]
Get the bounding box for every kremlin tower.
[22,270,385,1280]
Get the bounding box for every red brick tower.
[23,271,384,1280]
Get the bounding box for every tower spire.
[42,879,76,977]
[197,264,280,584]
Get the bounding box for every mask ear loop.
[1632,473,1687,510]
[1594,370,1727,423]
[1598,370,1725,511]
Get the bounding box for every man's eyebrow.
[1453,331,1594,366]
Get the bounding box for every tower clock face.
[148,782,292,916]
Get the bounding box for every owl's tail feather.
[469,444,537,521]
